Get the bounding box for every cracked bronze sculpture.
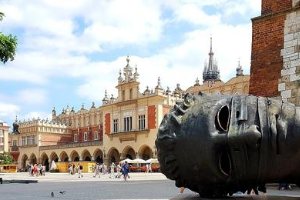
[156,93,300,198]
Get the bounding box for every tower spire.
[203,36,220,85]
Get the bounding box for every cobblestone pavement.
[1,173,300,199]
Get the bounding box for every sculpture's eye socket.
[219,152,231,177]
[215,105,230,132]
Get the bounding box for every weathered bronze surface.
[156,93,300,198]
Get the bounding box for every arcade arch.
[138,145,152,160]
[93,148,103,163]
[82,149,92,161]
[107,148,120,164]
[50,152,59,162]
[21,154,28,169]
[60,151,69,162]
[29,153,37,164]
[70,150,80,161]
[122,146,136,160]
[40,153,50,171]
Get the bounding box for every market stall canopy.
[132,158,146,164]
[50,160,57,170]
[146,158,159,163]
[120,158,132,164]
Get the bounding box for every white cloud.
[0,0,261,124]
[16,89,48,105]
[0,102,20,121]
[20,111,52,121]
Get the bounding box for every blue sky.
[0,0,261,127]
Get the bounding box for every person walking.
[122,161,129,181]
[93,163,100,178]
[109,162,116,178]
[116,163,121,178]
[77,163,83,178]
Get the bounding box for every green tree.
[0,152,14,164]
[0,12,17,64]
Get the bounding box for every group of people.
[68,163,83,178]
[92,161,130,181]
[28,164,46,176]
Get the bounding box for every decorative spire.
[236,59,244,77]
[15,115,18,122]
[118,69,123,83]
[156,77,162,89]
[102,90,109,104]
[203,36,220,83]
[126,55,130,64]
[91,102,95,108]
[124,55,133,82]
[134,65,139,81]
[52,107,56,116]
[194,77,200,86]
[165,86,171,95]
[81,103,85,110]
[143,86,150,95]
[110,94,115,101]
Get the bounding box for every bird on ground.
[59,191,66,194]
[51,192,54,197]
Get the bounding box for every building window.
[113,119,118,133]
[31,135,35,145]
[27,136,31,145]
[0,137,3,143]
[123,117,132,132]
[130,88,133,99]
[139,115,146,130]
[22,136,26,146]
[0,130,3,135]
[13,140,17,146]
[74,134,78,142]
[84,132,88,141]
[94,131,98,140]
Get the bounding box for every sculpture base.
[171,194,300,199]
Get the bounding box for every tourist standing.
[109,162,116,178]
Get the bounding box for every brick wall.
[262,0,292,15]
[250,14,286,97]
[148,105,156,129]
[105,113,110,135]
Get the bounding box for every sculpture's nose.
[243,125,262,149]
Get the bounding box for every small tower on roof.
[123,56,133,82]
[202,37,221,87]
[102,90,109,105]
[236,59,244,77]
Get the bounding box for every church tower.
[202,37,221,87]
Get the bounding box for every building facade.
[10,57,181,171]
[187,38,250,95]
[0,120,9,153]
[250,0,300,106]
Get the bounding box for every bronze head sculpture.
[156,93,300,198]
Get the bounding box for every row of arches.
[20,145,153,171]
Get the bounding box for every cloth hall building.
[9,57,182,171]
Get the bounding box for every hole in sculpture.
[215,106,230,132]
[219,153,231,177]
